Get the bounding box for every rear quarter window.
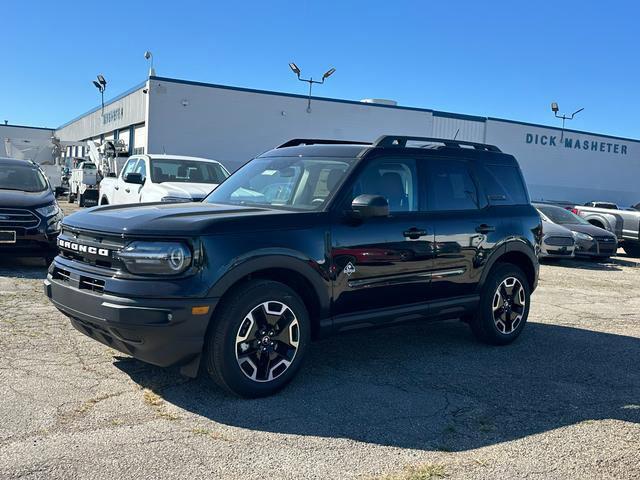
[480,164,529,206]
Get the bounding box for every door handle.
[114,186,119,190]
[476,224,495,234]
[125,188,131,193]
[403,227,427,239]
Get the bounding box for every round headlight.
[168,245,187,271]
[118,241,192,275]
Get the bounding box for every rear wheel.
[68,193,75,203]
[204,280,311,398]
[623,243,640,258]
[470,263,530,345]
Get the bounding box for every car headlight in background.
[117,241,192,275]
[161,196,192,203]
[572,231,593,241]
[36,202,61,218]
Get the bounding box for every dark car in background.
[0,157,64,264]
[534,203,617,259]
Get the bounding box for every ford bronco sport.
[45,136,541,397]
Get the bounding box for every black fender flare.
[207,250,331,317]
[478,240,538,292]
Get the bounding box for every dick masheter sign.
[526,133,628,155]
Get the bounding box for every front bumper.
[0,232,58,257]
[540,243,575,258]
[574,238,618,257]
[44,268,218,376]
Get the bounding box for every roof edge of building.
[55,80,147,131]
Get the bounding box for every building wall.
[485,119,640,205]
[146,78,434,171]
[0,124,55,164]
[51,76,640,206]
[55,84,147,153]
[431,113,485,143]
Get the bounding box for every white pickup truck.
[98,154,229,206]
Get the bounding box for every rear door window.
[426,159,479,211]
[480,164,529,205]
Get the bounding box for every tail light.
[570,208,579,215]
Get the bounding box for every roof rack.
[277,138,371,148]
[373,135,501,152]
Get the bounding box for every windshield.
[150,159,229,184]
[0,165,48,192]
[205,156,356,210]
[537,205,589,225]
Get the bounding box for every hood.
[562,223,617,238]
[541,219,573,237]
[156,182,219,199]
[62,201,301,236]
[0,188,54,209]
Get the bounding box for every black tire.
[204,279,311,398]
[78,194,85,207]
[470,263,530,345]
[68,194,75,203]
[623,243,640,258]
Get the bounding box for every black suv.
[45,136,540,397]
[0,157,63,263]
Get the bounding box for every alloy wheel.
[492,277,526,334]
[235,301,300,382]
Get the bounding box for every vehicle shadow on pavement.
[0,258,48,279]
[115,320,640,451]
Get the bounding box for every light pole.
[288,63,336,113]
[551,102,584,142]
[93,75,107,114]
[144,51,156,76]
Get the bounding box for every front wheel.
[470,263,530,345]
[204,280,311,398]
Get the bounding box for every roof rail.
[277,138,371,148]
[373,135,501,152]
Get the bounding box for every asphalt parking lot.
[0,205,639,480]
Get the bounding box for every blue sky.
[2,0,638,138]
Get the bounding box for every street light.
[551,102,584,142]
[93,74,107,114]
[288,63,336,112]
[144,51,156,76]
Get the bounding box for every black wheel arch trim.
[478,240,538,292]
[207,250,331,319]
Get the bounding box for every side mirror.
[107,172,117,178]
[124,172,144,185]
[350,194,389,219]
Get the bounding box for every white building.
[9,75,640,206]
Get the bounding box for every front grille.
[594,236,616,243]
[550,249,573,256]
[79,276,105,294]
[57,228,126,270]
[544,236,574,247]
[52,267,71,282]
[0,208,40,229]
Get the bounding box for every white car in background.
[99,154,229,205]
